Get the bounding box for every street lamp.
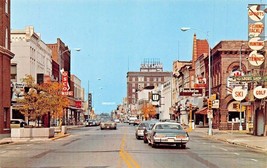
[59,48,81,82]
[180,27,212,135]
[239,43,245,131]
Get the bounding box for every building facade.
[10,26,52,121]
[0,0,14,133]
[127,60,172,106]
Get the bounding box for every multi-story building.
[10,26,52,121]
[0,0,14,134]
[127,59,172,106]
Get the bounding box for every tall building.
[0,0,15,133]
[127,59,172,105]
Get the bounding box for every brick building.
[126,59,172,106]
[0,0,14,134]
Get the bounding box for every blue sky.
[11,0,265,113]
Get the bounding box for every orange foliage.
[142,103,156,120]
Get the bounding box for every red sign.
[61,71,70,95]
[75,101,82,108]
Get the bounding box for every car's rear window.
[156,124,183,130]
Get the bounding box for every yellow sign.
[210,94,216,101]
[236,104,246,112]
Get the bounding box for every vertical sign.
[88,93,92,110]
[248,4,265,66]
[61,71,73,96]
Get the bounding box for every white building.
[11,26,52,83]
[160,80,172,120]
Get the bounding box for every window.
[5,0,9,14]
[5,28,8,48]
[11,64,17,81]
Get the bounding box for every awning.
[195,107,208,115]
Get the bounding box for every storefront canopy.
[195,107,208,115]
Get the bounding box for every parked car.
[100,119,117,130]
[135,120,158,140]
[147,122,189,148]
[10,119,27,128]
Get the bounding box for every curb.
[50,133,70,141]
[204,135,267,153]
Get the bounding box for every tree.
[142,102,156,120]
[16,75,69,127]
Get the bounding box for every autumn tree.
[39,82,69,127]
[16,75,69,127]
[142,102,156,120]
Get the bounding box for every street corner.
[50,133,70,141]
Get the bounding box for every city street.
[0,123,267,168]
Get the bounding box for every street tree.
[142,103,156,120]
[16,75,69,127]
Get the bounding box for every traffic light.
[207,99,212,109]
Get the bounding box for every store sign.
[180,88,202,96]
[232,86,247,101]
[61,71,73,96]
[248,4,266,66]
[253,86,267,99]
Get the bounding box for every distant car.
[133,119,141,126]
[135,120,158,140]
[85,119,99,127]
[147,122,189,148]
[128,116,138,125]
[10,119,27,128]
[100,119,117,130]
[114,119,120,123]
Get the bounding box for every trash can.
[61,126,67,134]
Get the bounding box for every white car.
[128,116,137,125]
[147,122,189,148]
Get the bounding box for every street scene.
[1,0,267,168]
[1,124,267,168]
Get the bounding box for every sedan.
[100,120,117,130]
[147,122,189,148]
[135,120,158,140]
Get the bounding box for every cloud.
[102,102,116,105]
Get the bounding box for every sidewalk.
[191,127,267,153]
[0,125,83,145]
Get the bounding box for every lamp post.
[239,43,245,131]
[180,27,212,135]
[58,48,81,82]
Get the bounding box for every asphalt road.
[0,123,267,168]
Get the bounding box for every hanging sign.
[253,86,267,99]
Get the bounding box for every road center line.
[119,129,140,168]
